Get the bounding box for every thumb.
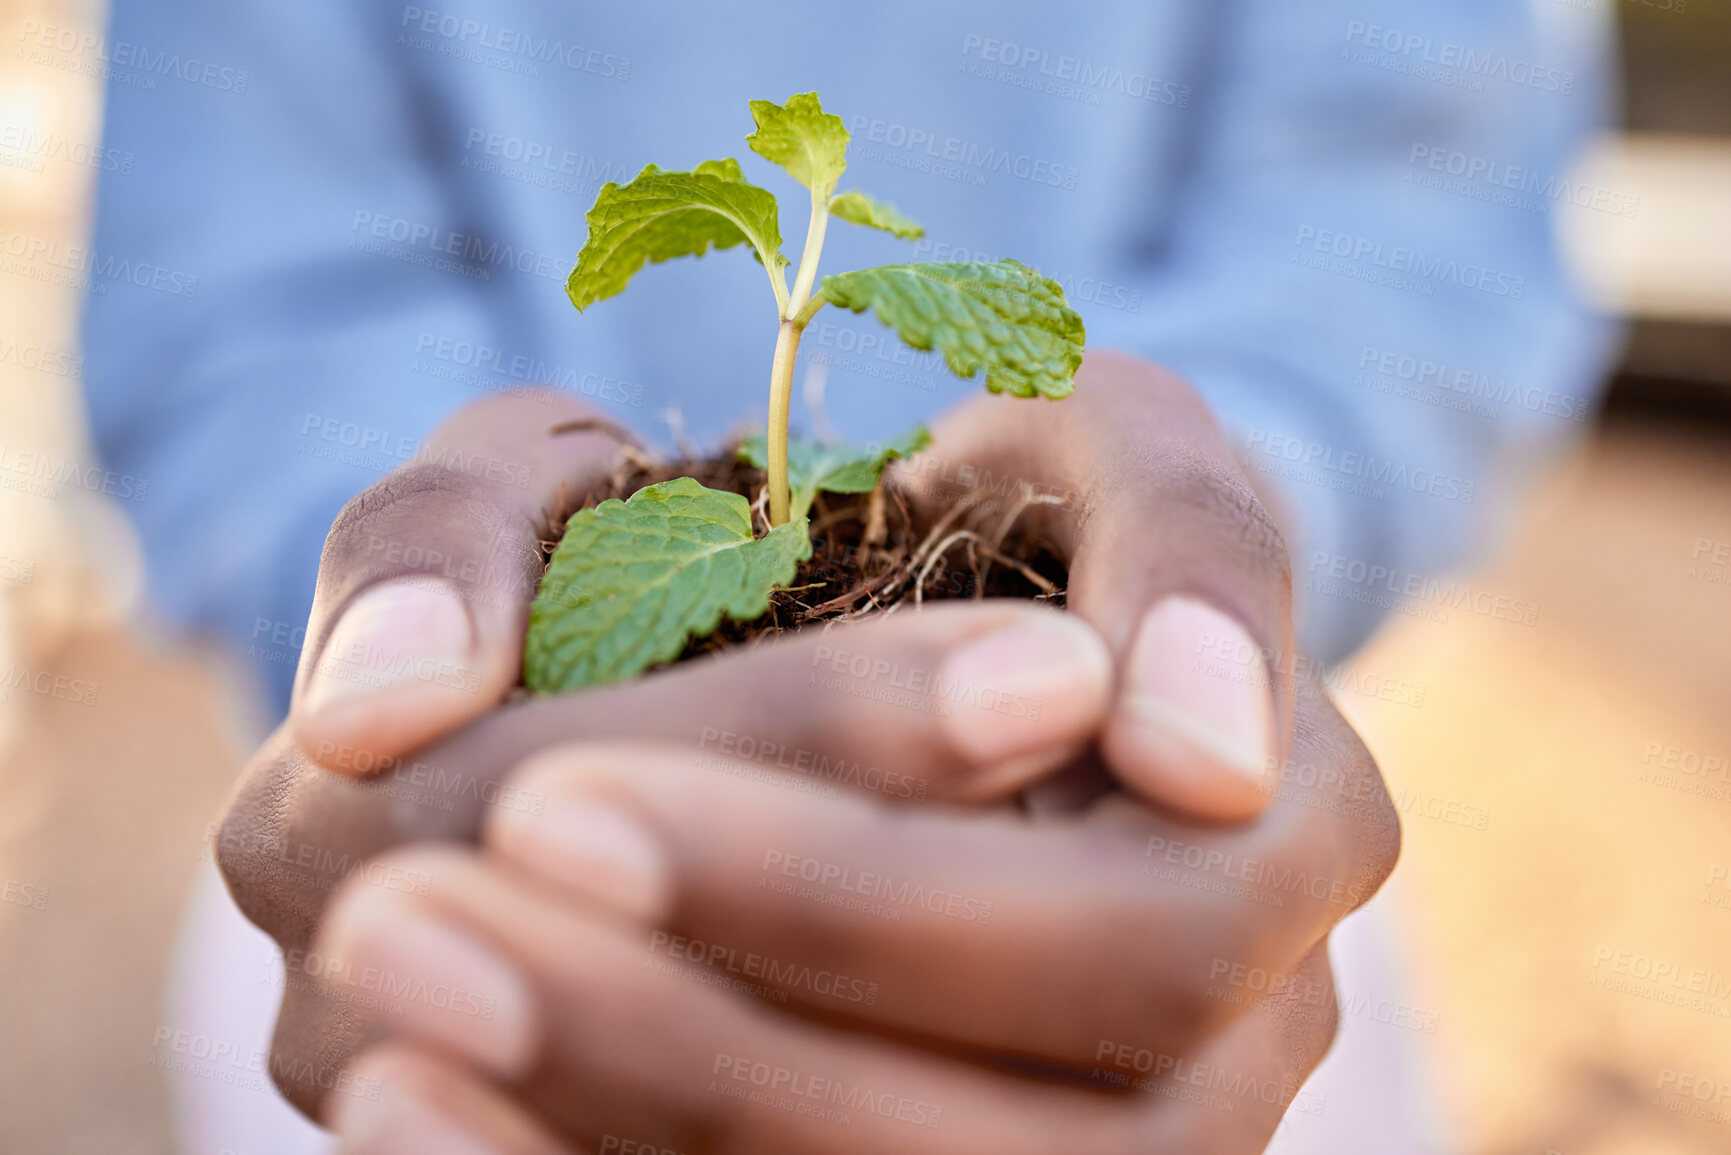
[290,392,628,774]
[915,352,1294,822]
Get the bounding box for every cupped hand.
[313,669,1394,1154]
[904,349,1304,821]
[218,381,1117,1113]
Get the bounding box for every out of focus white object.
[1557,133,1731,322]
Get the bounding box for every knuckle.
[1333,726,1402,894]
[214,738,308,941]
[1285,699,1402,908]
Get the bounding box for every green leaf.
[524,477,811,692]
[738,426,931,520]
[746,92,850,199]
[566,161,786,312]
[819,259,1085,399]
[829,191,924,240]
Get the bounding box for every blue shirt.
[82,0,1619,712]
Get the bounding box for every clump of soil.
[538,424,1070,664]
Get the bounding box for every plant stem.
[791,291,828,329]
[764,191,833,527]
[786,194,830,318]
[766,317,801,527]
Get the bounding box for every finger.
[328,1043,583,1155]
[904,352,1294,821]
[290,391,629,773]
[441,598,1112,806]
[317,845,1159,1154]
[222,602,1110,1113]
[478,723,1385,1072]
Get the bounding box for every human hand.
[904,349,1307,821]
[311,671,1395,1153]
[217,385,1118,1113]
[258,353,1395,1150]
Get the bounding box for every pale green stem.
[764,191,835,527]
[791,291,828,329]
[765,318,802,527]
[763,248,790,318]
[786,193,830,318]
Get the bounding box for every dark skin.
[215,351,1400,1152]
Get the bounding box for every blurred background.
[1,1,1727,1152]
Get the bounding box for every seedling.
[524,93,1085,694]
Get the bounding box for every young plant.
[524,92,1085,694]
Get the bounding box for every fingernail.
[490,791,671,921]
[938,613,1112,765]
[328,1075,497,1155]
[299,580,477,719]
[319,892,537,1079]
[1118,597,1274,793]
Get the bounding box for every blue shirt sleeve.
[1083,0,1620,658]
[82,2,513,706]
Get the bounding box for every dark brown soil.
[537,433,1070,665]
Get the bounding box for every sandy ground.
[0,419,1726,1154]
